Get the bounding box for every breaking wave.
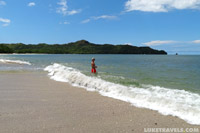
[0,59,31,65]
[44,63,200,125]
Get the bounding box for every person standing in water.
[91,57,97,73]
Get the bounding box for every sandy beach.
[0,72,199,133]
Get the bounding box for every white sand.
[0,72,199,133]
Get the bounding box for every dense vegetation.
[0,40,167,54]
[0,44,13,53]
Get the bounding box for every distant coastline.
[0,40,167,55]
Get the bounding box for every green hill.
[0,40,167,54]
[0,44,14,53]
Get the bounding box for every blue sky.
[1,0,200,54]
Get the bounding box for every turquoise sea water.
[1,54,199,94]
[0,54,200,125]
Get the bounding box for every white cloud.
[59,21,70,25]
[81,15,117,24]
[125,0,200,12]
[124,43,133,46]
[0,18,11,27]
[192,40,200,44]
[57,0,80,16]
[93,15,117,20]
[81,19,90,24]
[67,10,81,15]
[0,0,6,6]
[143,39,200,46]
[143,40,177,46]
[28,2,36,7]
[57,0,67,15]
[63,21,70,24]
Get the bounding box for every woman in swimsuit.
[91,57,97,73]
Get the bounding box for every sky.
[1,0,200,54]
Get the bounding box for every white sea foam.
[0,59,31,65]
[44,63,200,125]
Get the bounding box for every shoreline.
[1,53,200,56]
[0,72,199,132]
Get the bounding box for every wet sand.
[0,72,199,133]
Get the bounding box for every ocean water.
[0,54,200,125]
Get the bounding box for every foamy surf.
[0,59,31,65]
[44,63,200,125]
